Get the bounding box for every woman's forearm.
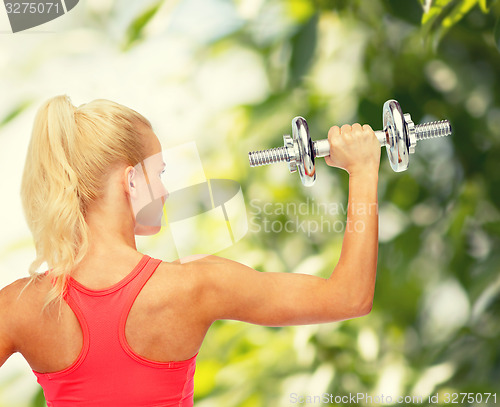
[327,171,379,315]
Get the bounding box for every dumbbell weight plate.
[291,116,316,187]
[383,99,410,172]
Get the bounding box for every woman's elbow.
[353,297,373,318]
[327,296,373,321]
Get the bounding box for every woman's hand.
[324,124,381,177]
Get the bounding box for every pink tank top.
[32,255,198,407]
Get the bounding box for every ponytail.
[20,95,150,310]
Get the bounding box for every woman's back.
[8,252,209,406]
[12,253,209,373]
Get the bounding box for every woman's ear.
[126,166,137,198]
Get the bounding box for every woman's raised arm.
[195,123,380,327]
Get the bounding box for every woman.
[0,95,380,406]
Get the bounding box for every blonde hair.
[21,95,150,309]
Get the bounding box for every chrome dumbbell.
[248,99,452,187]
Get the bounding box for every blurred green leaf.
[478,0,497,11]
[495,17,500,50]
[385,0,424,25]
[288,13,319,87]
[421,0,486,49]
[0,99,32,128]
[122,1,163,51]
[31,388,47,407]
[287,0,316,22]
[421,0,455,26]
[442,0,480,27]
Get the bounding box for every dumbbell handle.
[302,121,452,159]
[311,132,386,158]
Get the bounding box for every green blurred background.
[0,0,499,406]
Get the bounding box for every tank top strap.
[119,256,163,321]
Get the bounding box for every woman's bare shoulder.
[0,275,51,314]
[151,255,231,293]
[0,278,31,338]
[0,277,32,303]
[158,254,254,293]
